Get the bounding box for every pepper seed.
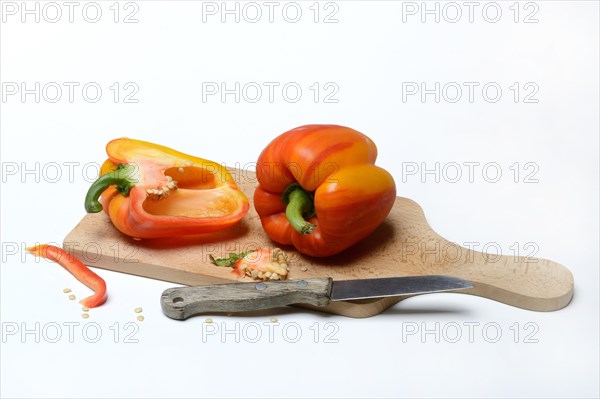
[68,295,76,301]
[82,307,89,312]
[63,288,72,293]
[270,317,278,323]
[137,315,144,322]
[134,307,143,313]
[205,318,213,324]
[81,313,89,319]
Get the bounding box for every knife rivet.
[297,280,308,288]
[255,282,267,291]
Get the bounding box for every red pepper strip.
[26,244,107,308]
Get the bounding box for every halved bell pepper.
[85,138,249,239]
[254,125,397,257]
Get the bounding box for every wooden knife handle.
[160,278,333,320]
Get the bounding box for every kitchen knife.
[160,275,473,320]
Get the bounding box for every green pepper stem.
[282,183,316,234]
[84,163,137,213]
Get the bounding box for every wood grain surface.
[161,278,333,320]
[63,168,574,317]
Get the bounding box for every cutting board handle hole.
[172,297,184,303]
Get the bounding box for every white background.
[1,1,598,397]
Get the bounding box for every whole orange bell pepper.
[254,125,396,257]
[85,138,249,239]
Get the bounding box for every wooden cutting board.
[63,169,574,317]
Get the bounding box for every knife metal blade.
[161,275,473,320]
[330,275,473,301]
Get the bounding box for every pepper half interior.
[141,166,241,218]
